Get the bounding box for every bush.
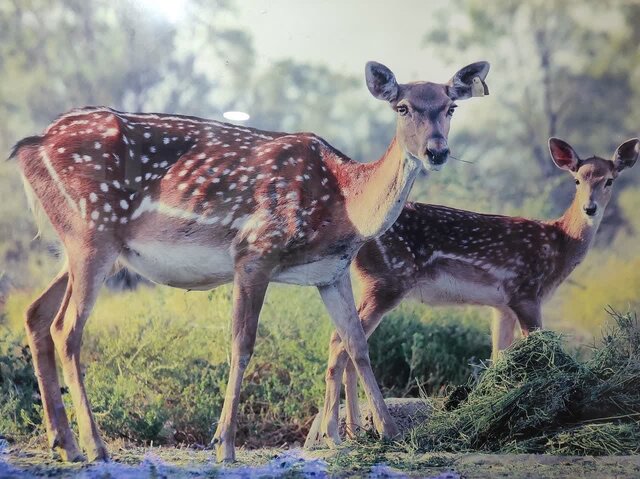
[0,326,42,440]
[369,304,491,396]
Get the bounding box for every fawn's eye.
[575,179,580,185]
[397,105,408,116]
[447,106,457,117]
[605,178,613,187]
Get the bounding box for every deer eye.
[605,178,613,187]
[447,106,457,117]
[575,179,580,185]
[397,105,408,116]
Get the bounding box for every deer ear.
[365,61,399,102]
[447,61,490,100]
[613,138,640,172]
[549,138,581,172]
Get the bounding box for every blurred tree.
[0,0,252,141]
[247,60,390,162]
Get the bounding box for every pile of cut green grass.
[412,309,640,455]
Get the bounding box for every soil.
[2,440,640,478]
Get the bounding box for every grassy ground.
[0,283,491,448]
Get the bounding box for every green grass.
[0,282,491,447]
[410,309,640,456]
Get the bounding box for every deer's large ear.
[613,138,640,172]
[447,61,490,100]
[365,61,399,102]
[549,138,581,172]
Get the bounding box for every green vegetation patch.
[0,286,490,448]
[412,309,640,456]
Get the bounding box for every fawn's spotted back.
[356,202,572,305]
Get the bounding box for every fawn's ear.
[447,61,490,100]
[612,138,640,172]
[365,61,399,102]
[549,138,581,172]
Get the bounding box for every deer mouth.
[426,150,449,169]
[406,152,446,173]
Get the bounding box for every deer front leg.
[510,300,543,337]
[491,307,518,360]
[212,262,269,463]
[50,246,119,462]
[25,269,82,462]
[343,294,399,439]
[318,273,398,444]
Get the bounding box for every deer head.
[365,61,490,171]
[549,137,640,221]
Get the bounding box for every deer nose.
[584,205,597,216]
[426,138,449,165]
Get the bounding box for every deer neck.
[553,195,602,272]
[342,137,422,239]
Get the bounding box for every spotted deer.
[311,137,639,442]
[11,60,490,462]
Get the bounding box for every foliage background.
[0,0,638,447]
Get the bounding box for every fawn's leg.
[318,273,398,447]
[50,244,118,462]
[212,260,270,463]
[491,306,518,360]
[25,268,83,462]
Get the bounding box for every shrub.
[0,327,42,440]
[369,304,491,396]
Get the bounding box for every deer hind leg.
[25,268,83,462]
[317,273,398,446]
[491,306,518,361]
[50,243,119,462]
[212,260,270,463]
[312,330,348,448]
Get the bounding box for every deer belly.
[409,271,508,307]
[274,255,351,286]
[120,240,234,290]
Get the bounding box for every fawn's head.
[549,137,640,221]
[365,60,490,171]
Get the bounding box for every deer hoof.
[214,437,236,463]
[51,434,84,463]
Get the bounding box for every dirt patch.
[2,441,640,478]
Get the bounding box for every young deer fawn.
[11,60,489,461]
[312,137,639,442]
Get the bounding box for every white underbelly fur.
[273,255,351,286]
[120,240,351,289]
[120,240,234,290]
[409,272,508,307]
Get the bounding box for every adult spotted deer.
[11,60,489,462]
[312,137,639,442]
